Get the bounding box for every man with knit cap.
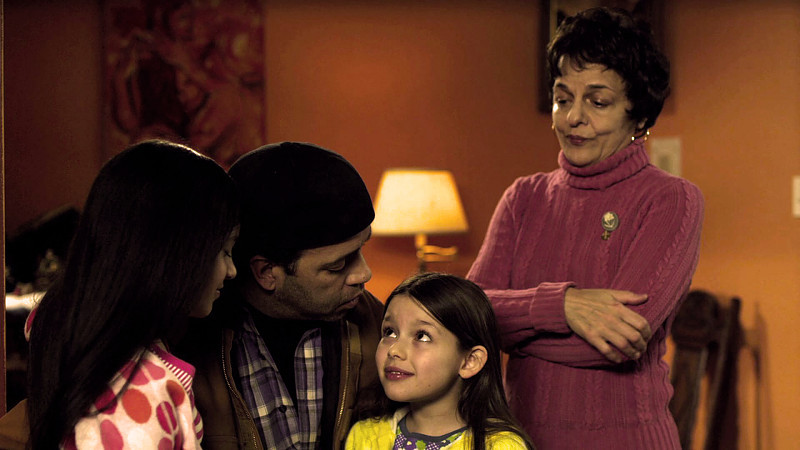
[176,142,384,450]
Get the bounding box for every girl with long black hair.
[26,140,240,449]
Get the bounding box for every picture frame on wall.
[539,0,665,113]
[102,0,266,168]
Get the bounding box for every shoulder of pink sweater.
[641,165,703,196]
[508,171,558,190]
[623,166,705,217]
[502,171,561,205]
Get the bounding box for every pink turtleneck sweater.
[467,140,704,450]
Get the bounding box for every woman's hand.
[564,288,652,363]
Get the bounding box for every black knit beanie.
[228,142,374,259]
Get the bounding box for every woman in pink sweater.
[467,7,703,449]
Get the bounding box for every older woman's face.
[552,58,644,167]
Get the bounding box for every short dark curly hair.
[546,7,670,133]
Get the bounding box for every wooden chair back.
[669,290,742,449]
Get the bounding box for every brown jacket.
[176,291,384,450]
[0,399,28,449]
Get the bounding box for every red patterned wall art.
[103,0,265,168]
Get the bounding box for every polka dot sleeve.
[64,342,203,449]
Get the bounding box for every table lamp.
[372,168,468,272]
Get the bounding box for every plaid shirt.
[232,311,324,450]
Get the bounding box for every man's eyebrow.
[322,230,371,267]
[321,256,347,268]
[323,248,357,268]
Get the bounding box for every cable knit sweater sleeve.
[467,177,577,342]
[468,143,704,367]
[523,179,704,367]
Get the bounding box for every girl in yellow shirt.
[346,273,534,450]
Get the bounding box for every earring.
[632,129,651,142]
[551,123,555,131]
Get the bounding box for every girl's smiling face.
[375,294,468,412]
[552,57,645,167]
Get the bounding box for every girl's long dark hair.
[27,140,240,449]
[368,272,534,450]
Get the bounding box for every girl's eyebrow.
[414,318,438,327]
[381,314,439,329]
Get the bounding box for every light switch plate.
[649,137,682,177]
[793,175,800,218]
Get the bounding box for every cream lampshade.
[372,168,468,272]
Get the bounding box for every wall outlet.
[649,137,682,176]
[793,175,800,218]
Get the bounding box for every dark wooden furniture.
[669,290,742,449]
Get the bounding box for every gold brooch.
[601,211,619,240]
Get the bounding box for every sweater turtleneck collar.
[558,139,650,190]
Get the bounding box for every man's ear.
[459,345,488,380]
[249,256,281,291]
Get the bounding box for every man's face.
[270,226,372,321]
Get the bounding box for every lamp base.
[414,233,458,273]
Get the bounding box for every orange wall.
[4,1,799,448]
[4,1,103,234]
[658,2,800,448]
[262,0,558,298]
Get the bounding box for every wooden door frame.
[1,0,8,415]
